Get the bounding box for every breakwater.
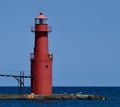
[0,93,108,100]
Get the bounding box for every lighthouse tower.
[30,11,53,95]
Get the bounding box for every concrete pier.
[0,93,108,100]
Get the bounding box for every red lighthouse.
[30,11,53,95]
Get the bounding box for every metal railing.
[30,53,34,60]
[31,26,35,32]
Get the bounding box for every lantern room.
[35,11,48,25]
[31,11,52,32]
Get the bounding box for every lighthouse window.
[35,19,40,24]
[45,65,48,68]
[40,19,47,24]
[35,19,47,24]
[43,19,47,24]
[40,19,43,24]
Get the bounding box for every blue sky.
[0,0,120,86]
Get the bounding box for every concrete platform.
[0,93,108,100]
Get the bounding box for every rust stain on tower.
[30,11,53,95]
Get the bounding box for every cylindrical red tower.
[30,11,53,95]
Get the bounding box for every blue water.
[0,87,119,107]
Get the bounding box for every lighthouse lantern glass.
[35,19,47,24]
